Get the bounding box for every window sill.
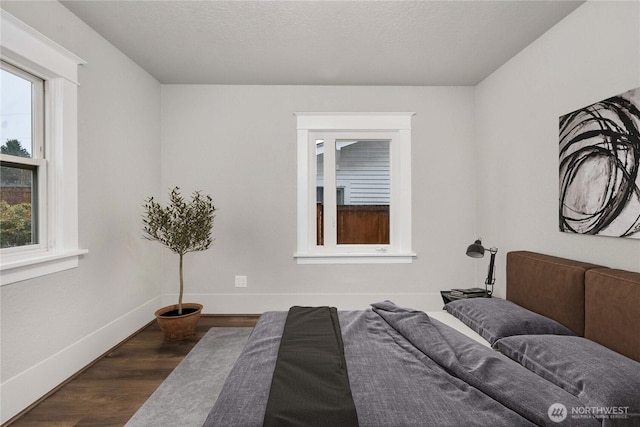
[0,248,88,285]
[294,252,416,264]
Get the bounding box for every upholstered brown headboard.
[507,250,640,363]
[585,268,640,363]
[506,251,603,336]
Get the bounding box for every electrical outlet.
[235,275,247,288]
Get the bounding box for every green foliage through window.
[0,201,32,248]
[1,139,31,157]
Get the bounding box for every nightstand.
[440,290,491,305]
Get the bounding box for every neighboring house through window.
[0,10,87,284]
[295,112,415,263]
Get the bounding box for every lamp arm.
[485,248,498,294]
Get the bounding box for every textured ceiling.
[61,0,585,86]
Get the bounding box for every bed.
[203,251,640,427]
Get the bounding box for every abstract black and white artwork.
[559,87,640,239]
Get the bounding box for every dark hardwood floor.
[4,315,259,427]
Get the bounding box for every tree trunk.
[178,253,184,315]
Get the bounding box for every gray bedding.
[444,298,577,345]
[494,335,640,427]
[204,302,600,427]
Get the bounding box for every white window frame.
[294,112,415,264]
[0,10,87,285]
[1,61,47,251]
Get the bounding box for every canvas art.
[559,87,640,239]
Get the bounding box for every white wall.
[160,85,477,314]
[475,0,640,296]
[0,2,162,423]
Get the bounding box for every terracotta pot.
[154,303,203,341]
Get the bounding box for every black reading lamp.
[466,238,498,296]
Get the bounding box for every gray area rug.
[125,327,252,427]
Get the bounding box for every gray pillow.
[444,298,575,345]
[495,335,640,426]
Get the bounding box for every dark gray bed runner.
[263,306,359,427]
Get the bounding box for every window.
[1,62,45,250]
[295,113,415,264]
[0,10,87,284]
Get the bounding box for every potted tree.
[142,187,216,341]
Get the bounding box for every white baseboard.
[163,292,445,314]
[0,296,161,424]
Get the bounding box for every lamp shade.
[466,239,485,258]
